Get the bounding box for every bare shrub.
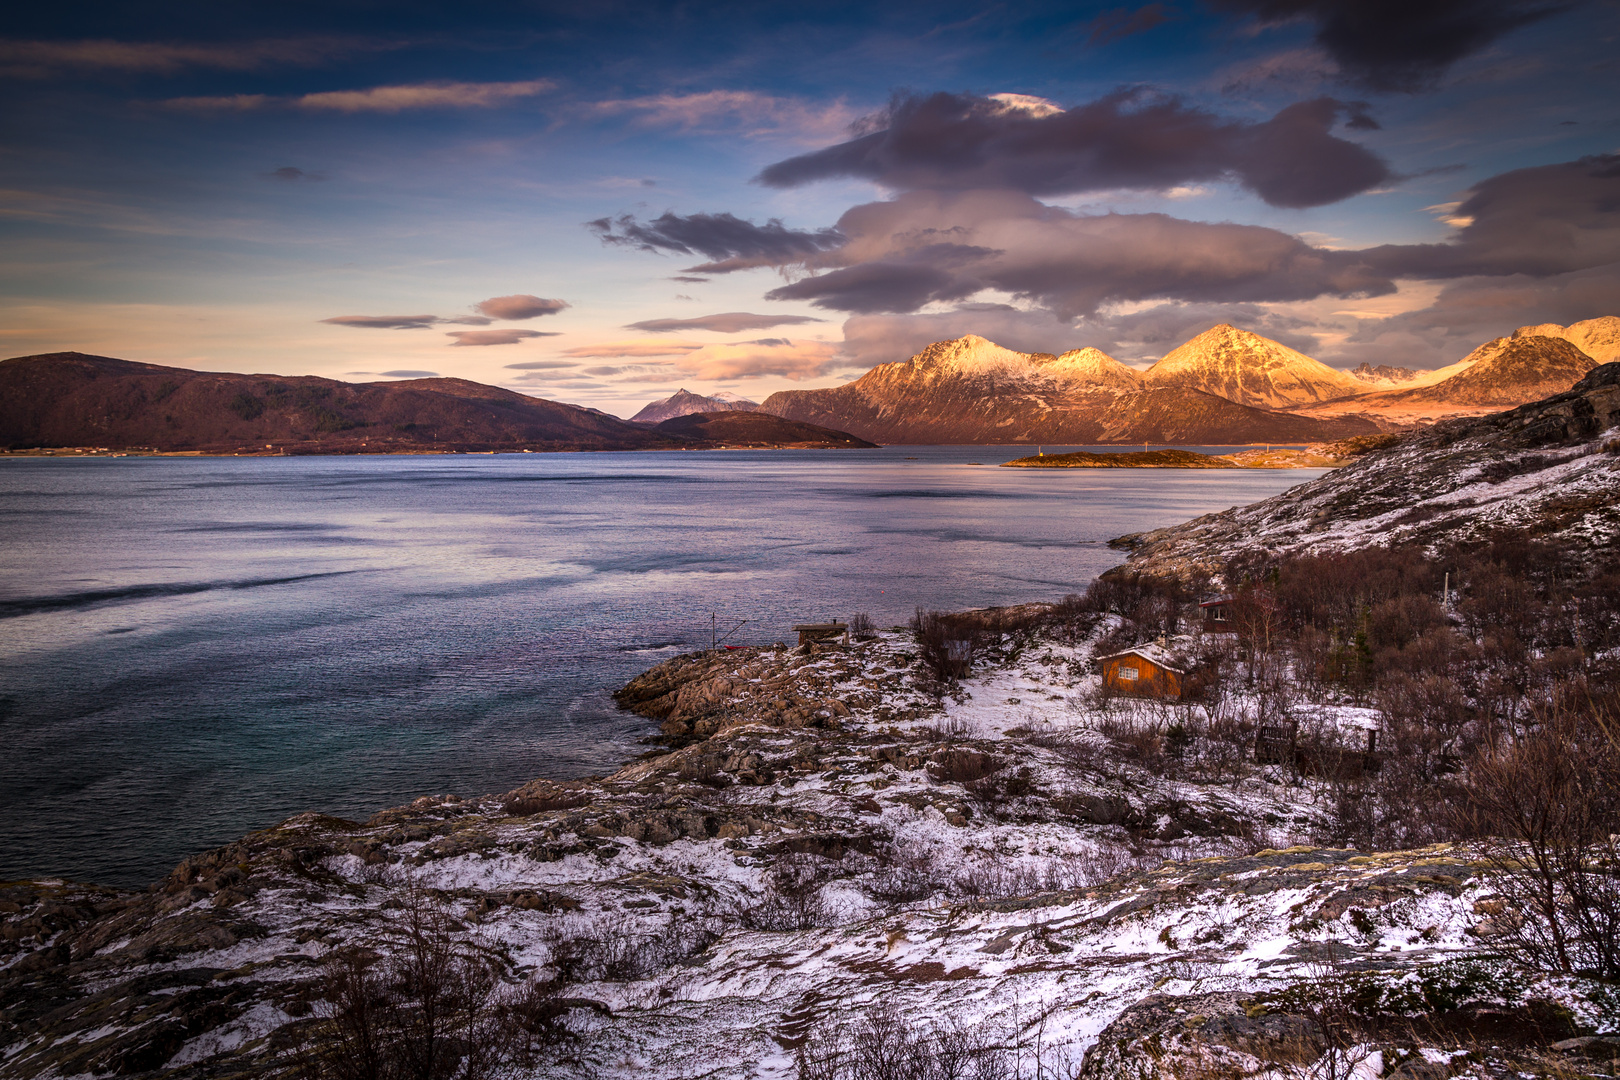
[297,888,567,1080]
[850,612,875,639]
[797,1004,1011,1080]
[911,608,982,682]
[919,714,972,741]
[546,911,722,982]
[865,848,941,905]
[1462,705,1620,979]
[740,853,841,931]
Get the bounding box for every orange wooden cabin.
[1097,645,1190,700]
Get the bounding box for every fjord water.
[0,448,1323,885]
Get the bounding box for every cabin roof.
[1198,594,1234,607]
[1096,644,1191,674]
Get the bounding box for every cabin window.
[1118,665,1139,680]
[1209,607,1227,621]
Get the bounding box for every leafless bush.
[1462,705,1620,979]
[866,841,945,905]
[797,1005,1011,1080]
[739,853,842,931]
[1057,844,1159,888]
[850,612,875,639]
[919,714,972,741]
[546,911,722,982]
[911,608,981,682]
[952,860,1048,899]
[297,887,568,1080]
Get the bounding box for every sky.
[2,0,1618,418]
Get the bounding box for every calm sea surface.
[0,447,1323,885]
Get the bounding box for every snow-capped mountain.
[1388,334,1598,406]
[852,334,1139,395]
[759,333,1376,445]
[1350,363,1422,386]
[629,388,760,424]
[1512,316,1620,363]
[1140,324,1365,408]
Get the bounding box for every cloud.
[473,294,569,320]
[1357,154,1620,279]
[321,314,439,329]
[320,312,498,329]
[503,360,579,370]
[675,339,841,380]
[0,36,361,77]
[1210,0,1573,92]
[295,79,554,113]
[760,189,1393,317]
[166,94,272,111]
[838,307,1089,368]
[267,166,326,182]
[378,369,439,377]
[587,212,843,273]
[670,275,711,284]
[1216,47,1338,94]
[561,340,704,358]
[587,90,860,142]
[755,90,1390,209]
[1079,4,1176,45]
[623,312,826,334]
[445,329,557,346]
[1325,262,1620,368]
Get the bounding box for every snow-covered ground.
[6,621,1617,1080]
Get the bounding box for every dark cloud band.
[587,211,843,271]
[755,90,1390,209]
[1210,0,1574,92]
[624,312,826,333]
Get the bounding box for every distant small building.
[1097,644,1190,699]
[793,621,848,647]
[1199,594,1235,630]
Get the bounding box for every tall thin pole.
[712,612,717,649]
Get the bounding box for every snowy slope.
[1116,363,1620,582]
[1142,325,1366,409]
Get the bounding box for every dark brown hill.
[0,352,684,453]
[651,411,876,448]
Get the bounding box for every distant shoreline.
[0,441,1330,460]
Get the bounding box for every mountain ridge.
[630,388,760,424]
[760,329,1381,445]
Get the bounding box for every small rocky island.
[1002,448,1241,468]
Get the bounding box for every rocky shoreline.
[5,616,1619,1079]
